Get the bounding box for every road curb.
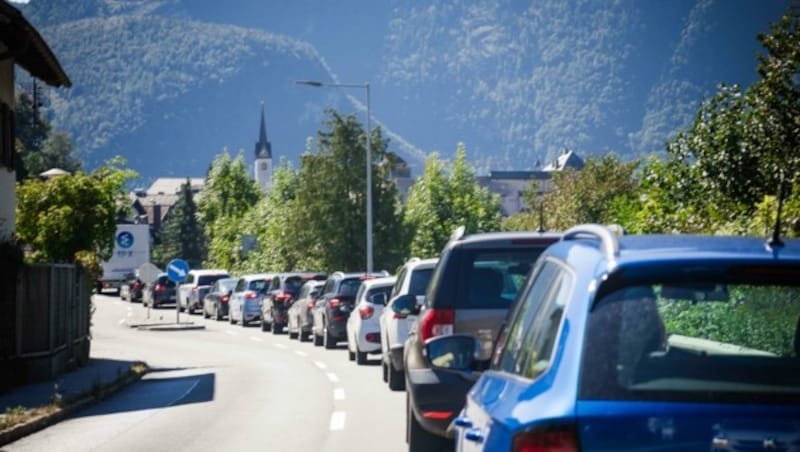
[0,362,149,447]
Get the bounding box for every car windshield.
[581,280,800,403]
[339,279,362,297]
[248,280,269,292]
[218,279,237,292]
[284,276,305,292]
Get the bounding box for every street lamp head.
[295,80,323,87]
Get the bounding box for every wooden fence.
[8,264,92,383]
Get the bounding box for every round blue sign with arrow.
[116,231,134,249]
[166,258,190,283]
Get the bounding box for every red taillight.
[358,305,374,319]
[155,284,165,292]
[275,292,292,302]
[245,291,258,299]
[220,295,229,303]
[512,425,579,452]
[419,308,454,343]
[328,298,341,308]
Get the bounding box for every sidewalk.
[0,355,147,446]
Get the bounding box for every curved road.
[6,295,407,452]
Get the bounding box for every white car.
[177,269,230,314]
[346,276,396,365]
[378,257,438,390]
[228,273,273,326]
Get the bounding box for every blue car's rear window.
[580,280,800,403]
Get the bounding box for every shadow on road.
[71,371,215,419]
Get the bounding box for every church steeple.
[255,102,272,159]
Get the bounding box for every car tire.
[313,332,323,346]
[407,393,446,452]
[288,328,298,340]
[324,325,336,350]
[215,305,222,321]
[241,317,248,327]
[299,330,309,342]
[262,319,271,332]
[348,347,356,361]
[388,361,405,391]
[272,322,281,335]
[382,360,389,382]
[356,348,368,365]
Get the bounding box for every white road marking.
[294,350,308,357]
[225,330,239,336]
[326,372,339,383]
[314,361,327,369]
[274,343,288,349]
[250,337,264,343]
[329,411,346,431]
[118,318,126,325]
[333,388,345,400]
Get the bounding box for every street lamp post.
[296,80,373,273]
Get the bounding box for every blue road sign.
[116,231,134,249]
[167,259,190,283]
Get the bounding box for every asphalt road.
[5,295,408,452]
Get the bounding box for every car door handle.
[454,416,473,428]
[465,428,484,443]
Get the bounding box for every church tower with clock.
[254,103,273,193]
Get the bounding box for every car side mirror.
[370,292,388,306]
[391,294,417,316]
[424,335,479,371]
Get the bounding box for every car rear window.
[409,268,434,296]
[285,276,305,292]
[199,274,229,285]
[157,276,175,287]
[339,278,362,296]
[580,281,800,403]
[431,247,543,309]
[248,279,270,292]
[219,279,237,291]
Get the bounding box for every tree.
[15,157,137,276]
[293,110,406,272]
[635,7,800,234]
[152,178,206,267]
[508,155,639,232]
[404,144,501,257]
[198,150,261,269]
[14,91,52,181]
[23,131,82,177]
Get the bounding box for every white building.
[253,103,273,193]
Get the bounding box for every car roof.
[360,276,397,288]
[190,269,229,275]
[448,230,562,250]
[238,273,272,281]
[546,225,800,277]
[404,257,439,270]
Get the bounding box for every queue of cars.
[114,224,800,452]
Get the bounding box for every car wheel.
[407,393,445,452]
[262,319,271,332]
[289,329,298,340]
[241,316,248,327]
[382,360,388,383]
[348,347,356,361]
[388,361,405,391]
[356,348,368,365]
[215,305,222,321]
[323,324,336,350]
[272,322,282,335]
[313,331,323,347]
[300,330,309,342]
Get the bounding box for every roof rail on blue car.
[562,224,621,263]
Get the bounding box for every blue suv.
[428,224,800,451]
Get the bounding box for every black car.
[202,277,238,321]
[312,271,389,349]
[120,272,143,303]
[262,272,326,334]
[142,273,177,308]
[401,229,560,451]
